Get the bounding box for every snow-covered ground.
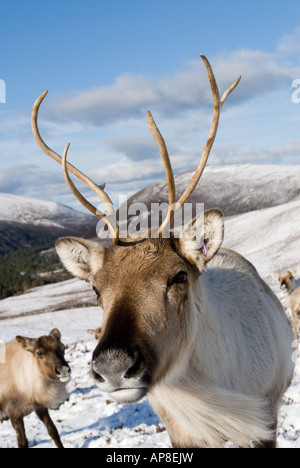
[0,285,299,448]
[0,165,299,448]
[0,305,171,449]
[0,279,96,320]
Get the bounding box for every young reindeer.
[274,270,300,340]
[31,55,295,448]
[0,329,71,448]
[88,327,103,341]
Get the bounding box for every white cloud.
[90,137,300,197]
[208,139,300,166]
[0,165,36,194]
[277,27,300,55]
[106,135,158,161]
[1,133,299,212]
[1,37,299,209]
[48,74,158,126]
[46,49,299,127]
[89,157,165,185]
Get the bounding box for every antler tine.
[157,54,241,236]
[147,111,176,222]
[32,90,119,242]
[32,91,97,184]
[62,144,118,241]
[177,55,241,208]
[220,75,242,108]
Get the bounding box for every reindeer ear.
[56,237,105,281]
[50,328,61,340]
[16,336,37,353]
[271,273,280,280]
[179,209,224,270]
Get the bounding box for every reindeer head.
[32,55,240,402]
[16,329,71,383]
[273,270,298,293]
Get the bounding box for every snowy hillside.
[0,292,298,448]
[123,165,300,217]
[224,198,300,281]
[0,279,96,320]
[0,193,96,231]
[0,165,299,448]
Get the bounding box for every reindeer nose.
[92,349,140,388]
[92,347,148,403]
[55,364,71,383]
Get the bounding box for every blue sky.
[0,0,299,210]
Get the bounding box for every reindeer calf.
[290,289,300,339]
[0,329,71,448]
[274,271,300,340]
[88,327,102,341]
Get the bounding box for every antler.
[148,54,241,236]
[31,91,118,242]
[32,54,240,243]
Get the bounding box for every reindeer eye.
[171,271,188,285]
[37,351,44,357]
[93,286,100,299]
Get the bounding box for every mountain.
[0,193,98,298]
[223,198,300,282]
[0,165,299,448]
[120,165,300,220]
[119,164,300,282]
[0,193,98,255]
[0,192,97,233]
[1,169,299,317]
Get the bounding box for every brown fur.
[56,210,295,448]
[93,237,194,383]
[88,327,103,341]
[33,56,293,447]
[274,271,300,339]
[0,329,70,448]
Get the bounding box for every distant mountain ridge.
[0,193,98,298]
[122,165,300,219]
[0,193,98,255]
[0,193,97,230]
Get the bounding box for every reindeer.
[273,270,300,340]
[0,329,71,448]
[88,327,103,341]
[31,55,295,448]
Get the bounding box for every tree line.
[0,245,71,299]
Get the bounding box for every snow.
[125,165,300,217]
[223,198,300,282]
[1,305,297,448]
[0,192,94,230]
[0,279,96,319]
[0,307,170,449]
[0,165,299,448]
